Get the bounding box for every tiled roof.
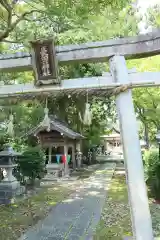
[27,116,84,139]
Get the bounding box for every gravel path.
[18,163,116,240]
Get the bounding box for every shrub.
[144,148,160,200]
[15,146,46,185]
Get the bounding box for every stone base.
[43,170,63,181]
[43,163,72,181]
[43,171,64,181]
[0,181,25,204]
[123,237,132,240]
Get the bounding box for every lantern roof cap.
[0,146,22,156]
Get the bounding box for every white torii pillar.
[109,56,153,240]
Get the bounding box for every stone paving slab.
[18,163,116,240]
[83,169,114,240]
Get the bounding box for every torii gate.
[1,30,160,240]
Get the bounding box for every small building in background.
[100,127,122,154]
[100,127,146,155]
[27,115,84,180]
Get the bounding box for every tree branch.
[151,119,159,129]
[7,9,12,29]
[0,0,12,12]
[146,88,158,109]
[0,0,12,27]
[0,9,44,42]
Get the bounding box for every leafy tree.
[0,0,130,42]
[127,56,160,145]
[133,87,160,145]
[0,0,139,151]
[146,4,160,29]
[15,146,46,185]
[130,5,160,145]
[144,148,160,200]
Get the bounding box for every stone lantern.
[76,142,82,168]
[0,146,23,204]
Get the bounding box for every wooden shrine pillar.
[71,145,76,169]
[64,141,69,176]
[48,146,52,163]
[109,56,153,240]
[104,140,108,151]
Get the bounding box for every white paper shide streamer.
[41,99,51,132]
[83,102,92,125]
[80,91,92,126]
[7,114,14,137]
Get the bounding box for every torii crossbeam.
[0,71,159,99]
[1,30,160,71]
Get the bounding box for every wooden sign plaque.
[31,39,59,86]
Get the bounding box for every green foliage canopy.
[0,0,139,148]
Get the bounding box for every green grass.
[0,184,72,240]
[94,170,132,240]
[94,169,160,240]
[150,197,160,238]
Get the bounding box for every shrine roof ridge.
[27,116,84,139]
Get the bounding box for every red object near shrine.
[62,155,66,164]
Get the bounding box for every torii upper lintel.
[1,29,160,72]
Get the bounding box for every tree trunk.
[144,123,149,149]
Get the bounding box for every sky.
[138,0,160,13]
[137,0,160,33]
[138,0,160,8]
